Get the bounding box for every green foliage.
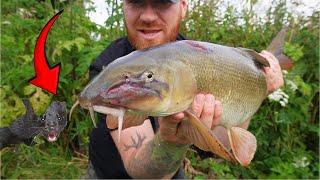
[1,144,87,178]
[1,0,319,179]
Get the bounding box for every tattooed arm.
[110,94,223,178]
[127,132,188,178]
[110,119,189,178]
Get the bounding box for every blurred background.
[1,0,319,178]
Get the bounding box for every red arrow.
[29,10,63,94]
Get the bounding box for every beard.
[125,16,182,50]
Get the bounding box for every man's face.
[123,0,187,49]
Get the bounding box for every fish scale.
[173,41,267,128]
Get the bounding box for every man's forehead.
[126,0,179,3]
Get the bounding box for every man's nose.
[140,4,158,23]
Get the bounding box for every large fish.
[71,29,292,166]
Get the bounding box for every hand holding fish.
[159,93,222,145]
[260,50,284,94]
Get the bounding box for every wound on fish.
[185,40,207,52]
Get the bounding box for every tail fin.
[267,28,294,70]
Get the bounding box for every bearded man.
[86,0,284,178]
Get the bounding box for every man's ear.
[180,0,188,19]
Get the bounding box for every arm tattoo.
[125,133,189,178]
[123,132,146,151]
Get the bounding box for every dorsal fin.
[236,47,270,68]
[267,28,294,70]
[237,28,294,71]
[267,28,287,55]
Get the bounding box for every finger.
[263,50,279,63]
[261,50,279,67]
[262,66,271,75]
[200,94,215,129]
[260,52,277,73]
[171,112,185,121]
[192,94,205,117]
[163,112,184,124]
[261,51,283,76]
[260,51,273,64]
[260,52,271,67]
[261,50,274,59]
[211,100,222,128]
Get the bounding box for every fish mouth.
[47,131,57,142]
[100,80,161,106]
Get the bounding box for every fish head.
[79,49,197,116]
[100,66,173,113]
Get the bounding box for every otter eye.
[57,115,61,121]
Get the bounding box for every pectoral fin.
[184,110,236,162]
[106,112,148,130]
[228,127,257,166]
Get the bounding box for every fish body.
[166,41,268,128]
[76,29,292,166]
[80,40,267,128]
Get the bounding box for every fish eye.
[124,74,129,79]
[144,71,153,82]
[123,73,130,82]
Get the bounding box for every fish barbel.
[72,29,292,166]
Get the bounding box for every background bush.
[1,0,318,178]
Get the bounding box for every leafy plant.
[1,0,318,178]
